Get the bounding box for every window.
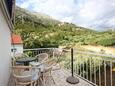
[11,48,17,52]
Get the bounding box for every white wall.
[0,8,11,86]
[11,44,23,56]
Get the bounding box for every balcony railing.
[23,48,115,86]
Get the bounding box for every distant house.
[11,34,23,56]
[0,0,15,86]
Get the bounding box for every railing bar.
[24,48,115,58]
[83,56,85,78]
[73,49,75,73]
[80,60,81,76]
[75,63,77,75]
[99,59,101,86]
[42,50,43,53]
[37,50,39,54]
[33,50,34,57]
[90,57,92,82]
[110,61,112,86]
[35,50,37,56]
[53,48,55,58]
[37,50,39,55]
[94,58,96,84]
[76,64,78,74]
[74,50,115,58]
[34,51,38,56]
[76,56,78,75]
[74,50,77,74]
[24,48,115,61]
[33,50,35,56]
[39,50,41,54]
[69,52,71,70]
[35,50,36,56]
[104,60,106,86]
[34,50,36,56]
[86,57,88,80]
[24,48,54,51]
[41,50,42,54]
[75,74,98,86]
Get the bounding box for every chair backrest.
[12,66,41,84]
[14,53,29,60]
[12,53,29,66]
[53,48,63,57]
[44,67,52,74]
[12,66,32,84]
[44,59,56,67]
[35,53,48,62]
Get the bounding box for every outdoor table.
[16,57,37,66]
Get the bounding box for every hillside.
[14,7,115,48]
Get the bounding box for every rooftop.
[11,34,23,44]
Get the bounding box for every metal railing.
[23,48,115,86]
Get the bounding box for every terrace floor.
[8,66,93,86]
[48,68,93,86]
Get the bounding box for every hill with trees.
[14,7,115,49]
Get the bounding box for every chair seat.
[21,71,31,76]
[17,71,32,83]
[30,62,47,72]
[30,62,41,66]
[36,64,47,72]
[15,62,24,65]
[16,69,41,83]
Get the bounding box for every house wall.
[11,44,23,56]
[0,8,11,86]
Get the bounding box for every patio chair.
[12,53,29,66]
[35,53,48,63]
[42,59,56,86]
[12,66,42,86]
[53,48,63,69]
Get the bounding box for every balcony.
[9,67,92,86]
[9,48,115,86]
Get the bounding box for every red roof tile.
[11,34,23,44]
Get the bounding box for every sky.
[16,0,115,31]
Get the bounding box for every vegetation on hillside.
[14,7,115,49]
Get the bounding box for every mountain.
[15,6,60,26]
[15,6,95,32]
[14,7,115,48]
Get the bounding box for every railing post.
[53,48,55,59]
[71,48,74,77]
[66,48,79,84]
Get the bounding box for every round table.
[16,57,37,66]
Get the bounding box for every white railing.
[23,48,115,86]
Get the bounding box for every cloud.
[16,0,115,31]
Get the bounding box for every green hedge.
[97,38,115,46]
